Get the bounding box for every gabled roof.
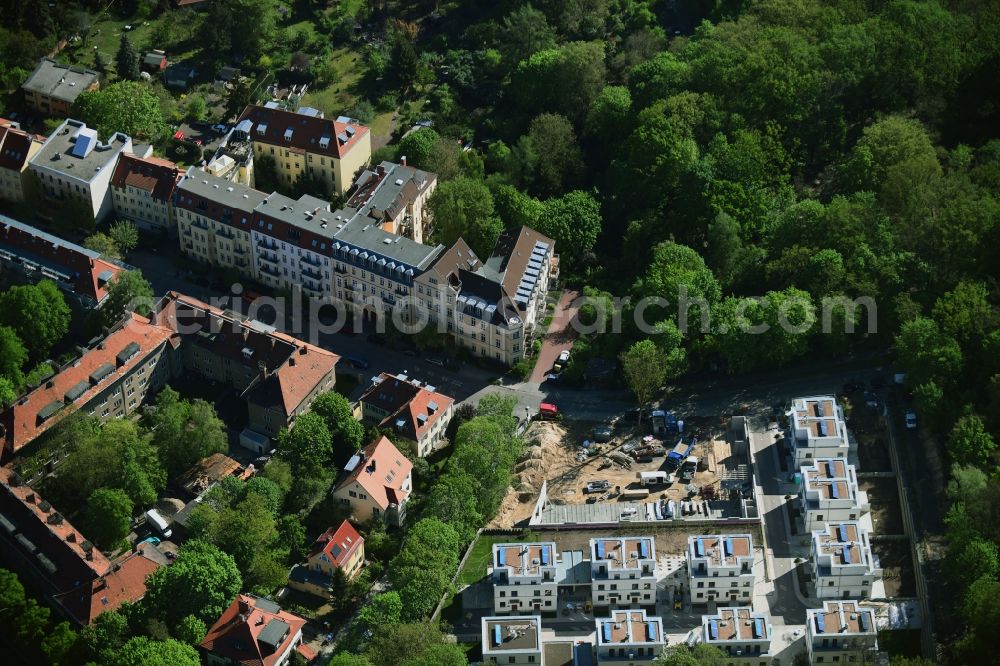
[83,544,162,624]
[360,373,454,442]
[237,104,369,159]
[335,436,413,511]
[200,594,307,666]
[486,225,554,314]
[422,238,481,287]
[0,122,42,172]
[309,520,363,569]
[1,313,175,456]
[110,153,181,202]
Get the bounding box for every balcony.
[233,246,247,256]
[258,251,279,265]
[182,228,192,237]
[381,294,396,306]
[258,263,280,277]
[300,254,322,267]
[215,227,236,240]
[334,265,348,274]
[302,284,323,298]
[395,286,409,296]
[191,219,209,231]
[301,266,322,281]
[256,238,279,251]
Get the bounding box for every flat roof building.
[490,542,558,614]
[21,59,99,116]
[589,536,656,608]
[806,600,878,664]
[701,607,772,663]
[687,535,755,605]
[811,522,880,599]
[595,609,665,664]
[787,396,850,466]
[482,615,543,665]
[800,459,868,531]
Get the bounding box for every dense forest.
[1,0,998,663]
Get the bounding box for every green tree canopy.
[144,539,242,627]
[620,340,669,412]
[498,4,557,66]
[146,387,228,477]
[108,220,140,256]
[102,270,154,326]
[427,177,502,257]
[115,33,139,80]
[0,280,70,361]
[511,41,607,124]
[397,129,440,170]
[106,637,200,666]
[310,391,365,456]
[73,81,165,140]
[536,190,601,269]
[277,411,333,476]
[525,113,583,195]
[83,488,133,551]
[0,326,27,388]
[949,412,997,467]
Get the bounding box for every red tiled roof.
[1,313,176,456]
[0,216,124,303]
[110,153,181,202]
[237,105,369,159]
[296,643,317,662]
[309,520,363,569]
[83,545,161,623]
[201,594,307,666]
[335,436,412,511]
[154,292,339,417]
[360,373,453,442]
[0,122,41,171]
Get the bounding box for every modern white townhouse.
[687,535,755,605]
[811,522,880,599]
[594,609,666,665]
[481,615,543,665]
[806,600,878,664]
[787,395,850,466]
[701,607,773,665]
[589,536,657,609]
[489,542,559,615]
[800,459,869,531]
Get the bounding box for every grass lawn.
[301,47,363,115]
[457,531,539,586]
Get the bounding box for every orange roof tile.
[237,105,369,159]
[1,313,176,456]
[360,373,453,442]
[336,436,412,511]
[201,594,307,666]
[110,153,181,202]
[309,520,363,569]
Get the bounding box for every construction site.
[491,413,758,528]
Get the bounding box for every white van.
[145,509,172,539]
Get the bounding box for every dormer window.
[284,128,293,141]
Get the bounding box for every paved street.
[529,289,580,383]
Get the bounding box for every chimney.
[288,357,295,367]
[400,155,407,167]
[239,598,252,614]
[376,164,385,177]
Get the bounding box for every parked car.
[538,403,561,420]
[426,357,446,367]
[558,349,571,364]
[593,425,613,443]
[172,130,185,141]
[585,480,611,493]
[905,410,917,429]
[863,391,879,408]
[346,355,369,370]
[211,123,229,134]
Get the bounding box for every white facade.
[595,609,666,665]
[806,600,878,664]
[787,396,850,466]
[481,616,543,665]
[489,542,558,615]
[590,537,657,608]
[811,522,879,599]
[800,459,869,531]
[701,607,772,664]
[28,119,131,221]
[687,535,755,605]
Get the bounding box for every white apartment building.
[174,168,266,278]
[787,395,850,466]
[110,153,180,232]
[589,536,656,608]
[800,459,869,531]
[806,600,878,664]
[812,522,879,599]
[28,119,132,221]
[481,616,543,665]
[687,535,755,605]
[489,542,558,615]
[701,607,772,665]
[595,609,666,665]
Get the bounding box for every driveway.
[530,289,580,383]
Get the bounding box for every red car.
[172,130,185,140]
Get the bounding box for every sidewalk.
[529,289,580,383]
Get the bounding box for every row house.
[332,436,413,526]
[151,292,339,439]
[811,522,880,599]
[357,372,454,457]
[590,536,657,609]
[21,58,99,117]
[701,607,773,665]
[0,119,45,202]
[174,167,267,278]
[110,153,181,232]
[236,104,372,196]
[595,609,666,665]
[490,542,558,615]
[786,395,850,466]
[482,616,543,665]
[0,467,164,626]
[0,214,123,308]
[800,459,868,531]
[28,119,132,221]
[0,312,175,462]
[347,159,437,243]
[806,600,878,664]
[687,535,755,605]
